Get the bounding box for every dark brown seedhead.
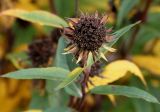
[73,15,107,51]
[62,12,115,66]
[28,37,54,67]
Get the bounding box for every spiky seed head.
[62,12,115,66]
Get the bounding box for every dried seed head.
[63,12,115,66]
[28,37,54,67]
[73,15,106,51]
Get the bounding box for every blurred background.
[0,0,160,112]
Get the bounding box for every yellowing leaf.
[132,55,160,75]
[88,60,146,91]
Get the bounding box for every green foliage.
[1,0,160,111]
[90,85,159,104]
[55,67,83,90]
[2,67,69,80]
[1,9,68,28]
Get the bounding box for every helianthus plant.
[1,9,159,111]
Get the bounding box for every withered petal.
[64,44,75,51]
[100,15,109,24]
[106,27,113,33]
[105,35,115,42]
[100,52,108,62]
[81,51,89,66]
[63,46,78,54]
[95,11,98,18]
[66,18,79,26]
[63,27,74,40]
[76,51,84,64]
[102,45,117,52]
[92,51,98,62]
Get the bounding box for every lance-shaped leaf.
[55,67,84,90]
[90,85,159,104]
[1,9,68,28]
[1,67,69,80]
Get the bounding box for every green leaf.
[87,21,140,67]
[65,83,82,97]
[55,67,83,90]
[2,67,69,80]
[55,37,78,70]
[1,9,68,28]
[90,85,159,104]
[107,21,141,47]
[29,90,49,110]
[55,37,69,70]
[116,0,139,27]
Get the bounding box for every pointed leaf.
[55,67,83,90]
[90,85,159,104]
[1,67,69,80]
[104,21,141,51]
[1,9,68,28]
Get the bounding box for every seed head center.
[73,16,106,51]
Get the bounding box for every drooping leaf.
[55,67,83,90]
[2,67,69,80]
[88,60,146,91]
[132,55,160,75]
[90,85,159,104]
[87,21,141,67]
[1,9,68,28]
